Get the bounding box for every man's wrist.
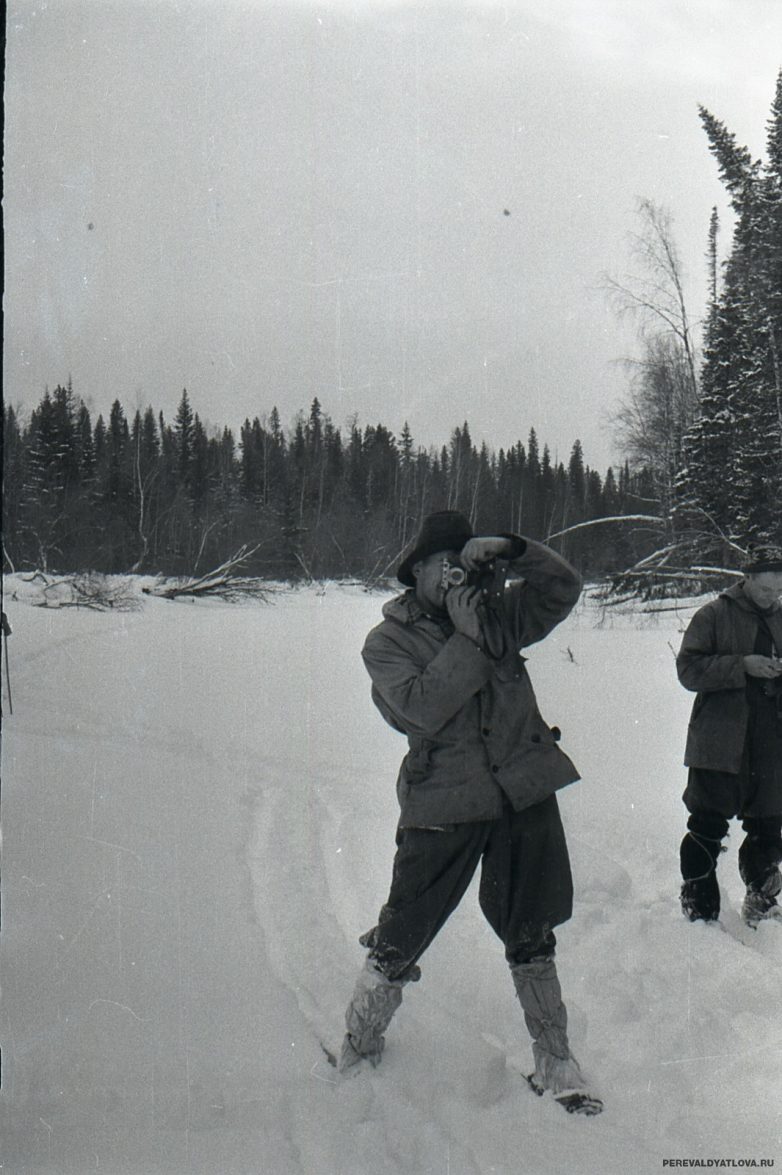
[454,629,485,654]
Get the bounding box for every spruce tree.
[2,404,24,568]
[174,389,194,493]
[679,76,782,548]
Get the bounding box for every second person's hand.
[744,654,782,678]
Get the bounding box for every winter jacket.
[361,538,582,828]
[677,583,782,774]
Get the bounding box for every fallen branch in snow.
[639,604,703,615]
[24,572,141,611]
[142,545,277,602]
[544,511,748,601]
[609,567,736,583]
[588,592,640,609]
[590,520,746,600]
[594,562,741,604]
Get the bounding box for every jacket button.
[531,734,541,743]
[491,765,499,774]
[482,727,491,737]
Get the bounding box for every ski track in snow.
[1,578,781,1174]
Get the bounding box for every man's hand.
[744,654,782,679]
[446,585,484,646]
[460,536,513,571]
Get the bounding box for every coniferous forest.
[3,74,781,588]
[1,386,654,582]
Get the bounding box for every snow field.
[1,578,780,1174]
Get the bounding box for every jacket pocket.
[404,739,433,784]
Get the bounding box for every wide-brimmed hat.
[742,543,782,574]
[397,511,474,586]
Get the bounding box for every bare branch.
[545,514,666,542]
[143,544,268,599]
[27,573,141,611]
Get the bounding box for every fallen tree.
[142,544,277,602]
[546,513,747,601]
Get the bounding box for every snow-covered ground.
[1,575,780,1175]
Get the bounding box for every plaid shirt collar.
[403,590,454,635]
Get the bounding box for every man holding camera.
[336,510,601,1115]
[677,544,782,927]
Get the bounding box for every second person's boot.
[679,817,726,922]
[741,869,782,928]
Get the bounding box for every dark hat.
[397,511,473,586]
[742,543,782,574]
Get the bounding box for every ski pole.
[1,613,12,716]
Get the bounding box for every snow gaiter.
[738,817,782,889]
[680,812,728,921]
[739,817,782,926]
[337,958,406,1072]
[509,956,587,1095]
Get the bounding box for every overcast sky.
[5,0,781,472]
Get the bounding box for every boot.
[741,868,782,929]
[337,959,406,1072]
[510,956,602,1116]
[680,877,719,923]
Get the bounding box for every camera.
[441,561,469,589]
[441,558,507,608]
[441,557,509,659]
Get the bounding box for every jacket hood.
[381,591,417,624]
